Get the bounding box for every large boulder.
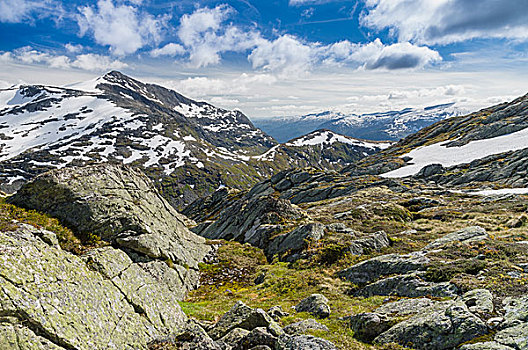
[0,223,188,349]
[207,301,283,340]
[193,194,308,250]
[355,273,458,298]
[8,164,210,270]
[338,252,429,285]
[266,223,325,260]
[425,226,489,250]
[294,294,331,319]
[373,300,488,349]
[347,230,390,255]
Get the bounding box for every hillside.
[254,103,468,143]
[0,71,383,208]
[345,93,528,190]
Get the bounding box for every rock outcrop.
[0,223,188,349]
[8,164,210,271]
[294,294,331,319]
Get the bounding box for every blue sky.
[1,0,527,118]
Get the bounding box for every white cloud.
[349,39,442,70]
[289,0,336,5]
[150,43,186,57]
[65,43,84,54]
[177,5,263,68]
[0,0,60,23]
[77,0,169,56]
[71,54,128,71]
[362,0,528,45]
[0,47,127,72]
[210,96,240,105]
[249,35,315,75]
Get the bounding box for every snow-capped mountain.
[0,71,386,207]
[254,103,469,143]
[255,129,392,169]
[346,93,528,190]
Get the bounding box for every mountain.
[254,129,391,169]
[0,71,384,208]
[254,103,468,143]
[346,93,528,190]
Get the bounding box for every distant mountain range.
[0,71,388,208]
[254,103,469,143]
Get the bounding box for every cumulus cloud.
[1,47,127,72]
[150,43,186,57]
[167,73,277,97]
[77,0,169,56]
[248,35,315,75]
[350,39,442,70]
[362,0,528,45]
[0,0,60,23]
[148,4,441,74]
[177,5,263,68]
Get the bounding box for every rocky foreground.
[1,164,528,349]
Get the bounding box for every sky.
[0,0,527,118]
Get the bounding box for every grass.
[0,196,103,254]
[182,185,528,349]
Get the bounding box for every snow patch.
[382,126,528,178]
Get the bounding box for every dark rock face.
[266,223,325,261]
[194,193,308,249]
[9,164,210,271]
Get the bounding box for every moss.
[0,197,92,254]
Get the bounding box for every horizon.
[1,0,527,118]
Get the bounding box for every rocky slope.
[0,72,387,208]
[343,93,528,190]
[255,103,467,142]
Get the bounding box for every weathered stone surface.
[278,335,338,350]
[294,294,331,319]
[283,319,329,335]
[0,223,188,350]
[8,164,209,270]
[208,301,282,340]
[374,301,487,350]
[234,327,278,350]
[266,223,325,260]
[355,273,458,298]
[494,322,528,349]
[268,306,290,321]
[502,295,528,326]
[347,312,392,342]
[347,230,390,255]
[338,252,429,285]
[462,289,494,315]
[374,297,436,317]
[219,328,250,345]
[425,226,489,250]
[163,322,222,350]
[83,246,193,324]
[460,342,515,350]
[194,194,308,251]
[0,321,64,350]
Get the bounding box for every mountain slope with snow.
[343,93,528,189]
[255,129,392,168]
[254,103,468,143]
[0,72,386,207]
